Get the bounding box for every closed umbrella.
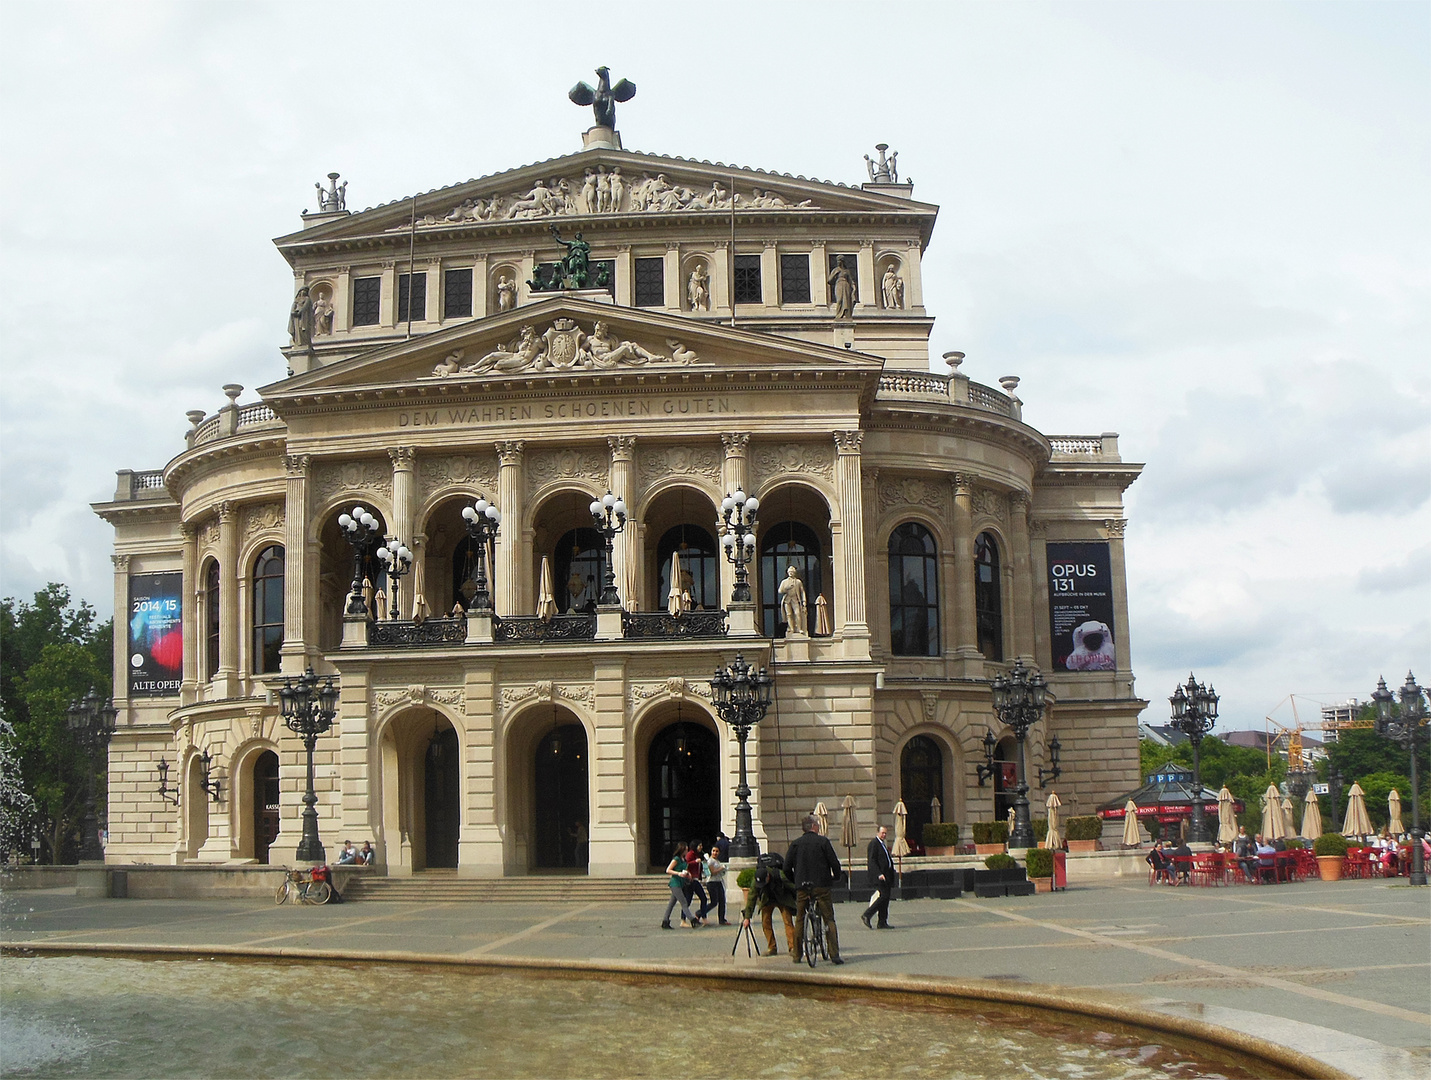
[814,594,832,636]
[1006,806,1016,836]
[1343,782,1372,838]
[813,801,829,836]
[1388,790,1404,836]
[892,799,910,859]
[840,795,860,888]
[1282,795,1297,837]
[1260,784,1287,840]
[1045,792,1062,849]
[1217,786,1238,844]
[536,557,557,621]
[1121,799,1141,847]
[667,552,684,616]
[1301,789,1322,841]
[930,797,942,825]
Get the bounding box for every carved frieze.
[749,442,835,489]
[373,684,466,714]
[243,502,284,541]
[526,448,608,494]
[418,453,499,497]
[312,459,393,509]
[638,445,721,489]
[969,486,1007,523]
[425,318,699,379]
[628,677,714,711]
[499,681,594,714]
[198,517,221,552]
[877,476,948,515]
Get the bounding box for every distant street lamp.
[66,687,117,862]
[990,659,1049,849]
[710,653,774,858]
[374,538,413,618]
[589,491,627,606]
[338,505,381,616]
[719,489,759,604]
[279,666,340,864]
[1169,673,1219,843]
[460,497,502,612]
[1372,672,1427,887]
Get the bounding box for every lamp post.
[1037,735,1062,789]
[337,505,381,616]
[710,653,774,858]
[156,758,180,806]
[374,538,413,618]
[1372,672,1427,886]
[589,490,627,606]
[718,489,759,604]
[1169,673,1219,843]
[279,666,340,864]
[66,687,117,862]
[975,728,998,787]
[989,659,1049,849]
[460,497,501,611]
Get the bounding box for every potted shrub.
[984,853,1018,870]
[1031,818,1048,847]
[921,822,960,856]
[1313,833,1349,881]
[736,866,756,904]
[1284,838,1304,851]
[972,821,1008,855]
[1025,847,1055,893]
[1065,815,1103,853]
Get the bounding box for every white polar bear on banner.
[1066,620,1116,671]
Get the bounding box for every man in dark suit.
[785,814,844,965]
[862,825,895,929]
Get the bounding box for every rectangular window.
[780,254,811,304]
[634,257,664,307]
[352,276,381,326]
[827,253,858,304]
[443,268,473,319]
[733,254,762,304]
[398,272,427,323]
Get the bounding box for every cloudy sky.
[2,2,1426,732]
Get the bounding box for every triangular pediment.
[260,296,883,405]
[275,146,937,250]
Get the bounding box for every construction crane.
[1264,694,1373,769]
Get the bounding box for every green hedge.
[736,867,756,890]
[1031,818,1048,840]
[972,821,1009,845]
[1065,815,1104,841]
[1284,838,1305,851]
[984,853,1018,870]
[1024,848,1054,878]
[1312,833,1349,858]
[921,822,960,847]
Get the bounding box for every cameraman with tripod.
[739,851,798,956]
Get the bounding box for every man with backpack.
[739,851,798,956]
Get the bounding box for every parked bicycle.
[275,866,332,905]
[799,880,827,969]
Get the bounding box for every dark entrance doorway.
[994,737,1019,822]
[424,724,460,869]
[900,735,944,847]
[252,750,280,864]
[647,721,720,868]
[534,724,588,870]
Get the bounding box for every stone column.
[902,240,924,310]
[495,441,525,616]
[856,241,877,313]
[217,501,239,698]
[719,433,750,622]
[760,240,778,310]
[459,665,503,876]
[379,260,396,327]
[833,431,869,652]
[471,255,489,319]
[389,447,416,619]
[663,242,682,310]
[1105,517,1133,679]
[810,242,827,306]
[281,454,310,673]
[613,244,633,306]
[608,436,637,610]
[520,250,536,307]
[589,658,636,876]
[1010,492,1036,662]
[334,265,352,331]
[950,475,980,671]
[111,554,130,708]
[179,524,198,705]
[1030,518,1051,669]
[712,242,731,313]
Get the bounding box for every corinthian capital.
[388,446,416,469]
[719,432,750,453]
[495,440,525,466]
[608,435,637,461]
[284,453,311,478]
[833,430,864,453]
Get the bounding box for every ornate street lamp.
[1037,735,1062,789]
[66,687,117,861]
[975,728,999,786]
[718,489,759,604]
[279,666,340,864]
[710,653,774,858]
[460,497,501,612]
[589,490,627,607]
[156,757,180,807]
[337,505,381,616]
[989,659,1049,849]
[1372,672,1427,886]
[374,538,413,618]
[1169,673,1219,843]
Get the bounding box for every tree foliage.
[1137,736,1286,830]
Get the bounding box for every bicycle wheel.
[804,913,820,968]
[275,880,290,905]
[306,880,332,905]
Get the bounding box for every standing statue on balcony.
[778,565,808,635]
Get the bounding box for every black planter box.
[973,867,1028,886]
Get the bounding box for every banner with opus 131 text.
[128,572,183,696]
[1046,542,1116,673]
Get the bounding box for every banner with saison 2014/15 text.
[1046,542,1116,673]
[128,572,183,696]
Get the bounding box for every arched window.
[975,531,1003,662]
[655,526,719,611]
[252,546,284,674]
[203,559,220,680]
[888,522,939,656]
[554,527,604,613]
[760,521,822,637]
[901,735,945,845]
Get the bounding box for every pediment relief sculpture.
[426,318,700,379]
[418,454,499,496]
[312,460,393,507]
[749,442,836,487]
[877,476,947,514]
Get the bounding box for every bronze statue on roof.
[569,66,635,129]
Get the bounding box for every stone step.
[338,874,674,903]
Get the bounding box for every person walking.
[683,841,710,918]
[785,814,844,964]
[661,842,701,929]
[862,825,895,929]
[702,844,730,924]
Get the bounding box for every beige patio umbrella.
[1007,805,1016,835]
[409,543,426,621]
[1045,792,1062,849]
[411,592,429,622]
[1260,784,1287,840]
[1121,800,1141,846]
[1282,795,1297,837]
[536,556,557,621]
[813,801,829,836]
[892,799,911,859]
[840,795,860,881]
[814,594,832,636]
[1301,789,1323,841]
[930,797,942,825]
[1388,790,1404,836]
[1217,786,1238,844]
[667,552,684,616]
[1343,782,1372,838]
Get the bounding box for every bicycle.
[798,881,827,969]
[275,868,332,905]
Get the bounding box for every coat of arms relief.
[427,318,700,379]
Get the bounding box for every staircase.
[337,869,672,903]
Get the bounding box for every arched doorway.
[900,735,944,846]
[378,709,462,874]
[647,721,720,867]
[994,736,1019,821]
[534,724,588,869]
[424,726,460,868]
[252,750,280,864]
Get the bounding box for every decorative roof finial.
[315,172,347,212]
[569,66,635,130]
[864,144,898,184]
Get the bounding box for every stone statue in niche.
[864,144,898,183]
[496,275,517,311]
[568,66,636,129]
[778,565,808,635]
[881,265,905,310]
[315,172,347,212]
[312,291,335,335]
[288,287,313,347]
[687,264,709,311]
[828,255,856,320]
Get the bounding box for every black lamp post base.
[1009,783,1035,849]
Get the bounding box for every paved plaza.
[3,876,1427,1078]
